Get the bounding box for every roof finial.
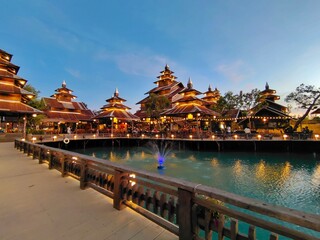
[187,78,193,89]
[114,88,119,97]
[208,84,212,91]
[265,82,269,90]
[62,80,67,88]
[165,64,170,71]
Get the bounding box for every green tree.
[23,84,45,110]
[285,84,320,131]
[23,84,46,133]
[145,93,170,119]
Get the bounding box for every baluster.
[113,170,127,210]
[153,191,160,214]
[191,204,199,236]
[269,233,278,240]
[48,153,53,169]
[146,189,152,210]
[205,209,213,240]
[80,159,87,189]
[61,156,66,177]
[217,214,225,240]
[248,225,256,240]
[178,188,194,240]
[168,196,176,223]
[230,219,238,240]
[38,148,43,164]
[138,186,145,207]
[32,146,36,159]
[132,184,139,204]
[160,193,167,218]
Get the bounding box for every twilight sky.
[1,1,320,113]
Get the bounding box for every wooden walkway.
[0,142,178,240]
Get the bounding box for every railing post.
[113,170,127,210]
[80,159,87,190]
[178,188,194,240]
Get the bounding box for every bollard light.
[211,135,215,140]
[315,134,319,140]
[257,134,262,140]
[234,135,238,140]
[171,134,175,138]
[283,134,288,140]
[189,135,193,139]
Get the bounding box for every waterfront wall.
[41,137,320,153]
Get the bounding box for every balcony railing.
[14,139,320,240]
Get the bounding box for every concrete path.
[0,142,178,240]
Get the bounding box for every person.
[244,127,251,139]
[67,126,71,135]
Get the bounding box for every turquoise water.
[73,146,320,238]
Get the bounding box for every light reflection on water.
[74,146,320,216]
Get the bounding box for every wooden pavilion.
[162,78,220,137]
[0,49,41,136]
[239,83,292,130]
[42,81,95,134]
[94,88,139,136]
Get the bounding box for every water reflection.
[76,147,320,215]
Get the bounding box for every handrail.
[14,139,320,240]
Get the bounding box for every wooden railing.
[14,139,320,240]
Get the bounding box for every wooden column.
[48,153,53,169]
[113,170,126,210]
[178,188,194,240]
[38,148,43,164]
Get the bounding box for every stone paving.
[0,142,178,240]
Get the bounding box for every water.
[73,146,320,238]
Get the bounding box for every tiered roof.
[202,85,221,106]
[94,88,139,120]
[42,81,94,122]
[0,49,41,115]
[135,65,184,118]
[162,79,220,117]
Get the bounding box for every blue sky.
[2,1,320,113]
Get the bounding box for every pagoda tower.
[42,81,95,133]
[135,64,184,119]
[202,84,221,107]
[258,82,280,102]
[162,78,220,117]
[94,88,138,135]
[0,49,41,134]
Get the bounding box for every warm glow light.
[189,135,193,139]
[32,137,36,142]
[21,138,26,141]
[156,134,159,138]
[315,134,319,140]
[93,134,96,138]
[72,157,78,160]
[211,135,215,139]
[258,134,262,140]
[141,134,145,138]
[111,134,114,137]
[32,114,37,117]
[283,134,288,140]
[234,135,238,140]
[127,134,130,138]
[53,136,57,141]
[129,174,136,186]
[74,135,77,139]
[171,134,174,138]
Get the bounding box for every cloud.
[65,68,81,79]
[216,60,254,83]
